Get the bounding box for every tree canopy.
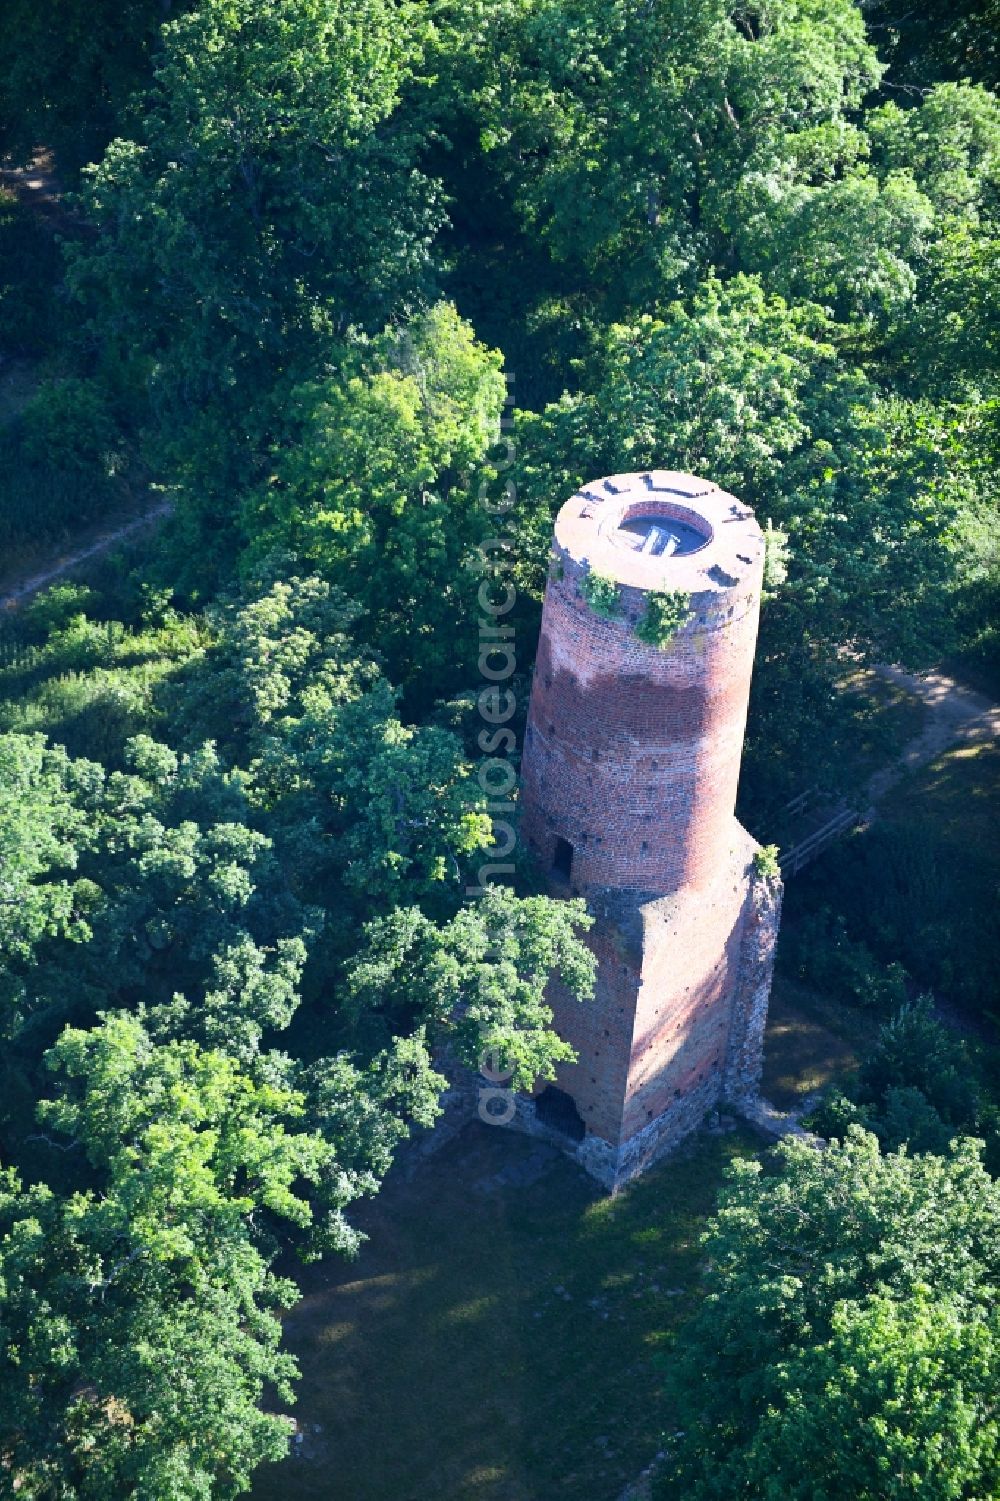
[0,0,997,1490]
[657,1130,1000,1500]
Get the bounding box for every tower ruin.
[518,470,782,1189]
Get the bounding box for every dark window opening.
[553,837,574,879]
[534,1085,586,1141]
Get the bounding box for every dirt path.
[778,661,999,874]
[0,146,79,236]
[0,501,172,611]
[866,663,1000,809]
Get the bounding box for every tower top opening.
[617,512,708,558]
[558,470,763,596]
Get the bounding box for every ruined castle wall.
[520,475,764,898]
[723,864,784,1104]
[622,835,754,1140]
[514,472,779,1190]
[538,907,639,1148]
[520,566,760,894]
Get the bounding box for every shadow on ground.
[251,1120,756,1501]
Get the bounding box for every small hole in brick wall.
[548,723,555,735]
[591,748,601,762]
[535,1085,586,1141]
[641,840,649,854]
[552,837,574,879]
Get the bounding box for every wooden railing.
[782,788,815,819]
[779,804,861,877]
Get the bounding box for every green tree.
[68,0,443,580]
[657,1129,1000,1499]
[740,1292,1000,1499]
[343,884,596,1084]
[163,572,494,943]
[4,734,312,1051]
[0,1013,324,1497]
[440,0,881,317]
[513,277,975,813]
[0,734,101,969]
[864,0,1000,91]
[0,0,175,173]
[244,303,507,696]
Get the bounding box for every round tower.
[520,471,765,894]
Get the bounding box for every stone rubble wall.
[723,859,783,1104]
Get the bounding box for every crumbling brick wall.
[516,472,782,1188]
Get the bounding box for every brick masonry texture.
[515,471,783,1189]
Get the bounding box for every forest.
[0,0,998,1496]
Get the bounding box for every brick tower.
[518,470,782,1189]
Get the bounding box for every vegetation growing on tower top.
[580,570,622,619]
[635,590,692,647]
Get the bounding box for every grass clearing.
[761,973,874,1108]
[252,1120,758,1501]
[878,737,1000,852]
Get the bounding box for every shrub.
[786,905,908,1010]
[879,1085,956,1155]
[1,664,165,765]
[634,589,691,647]
[753,843,781,879]
[20,378,121,474]
[803,817,997,1019]
[858,995,979,1128]
[805,1089,871,1140]
[0,422,118,546]
[580,570,621,619]
[24,584,97,639]
[808,998,990,1159]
